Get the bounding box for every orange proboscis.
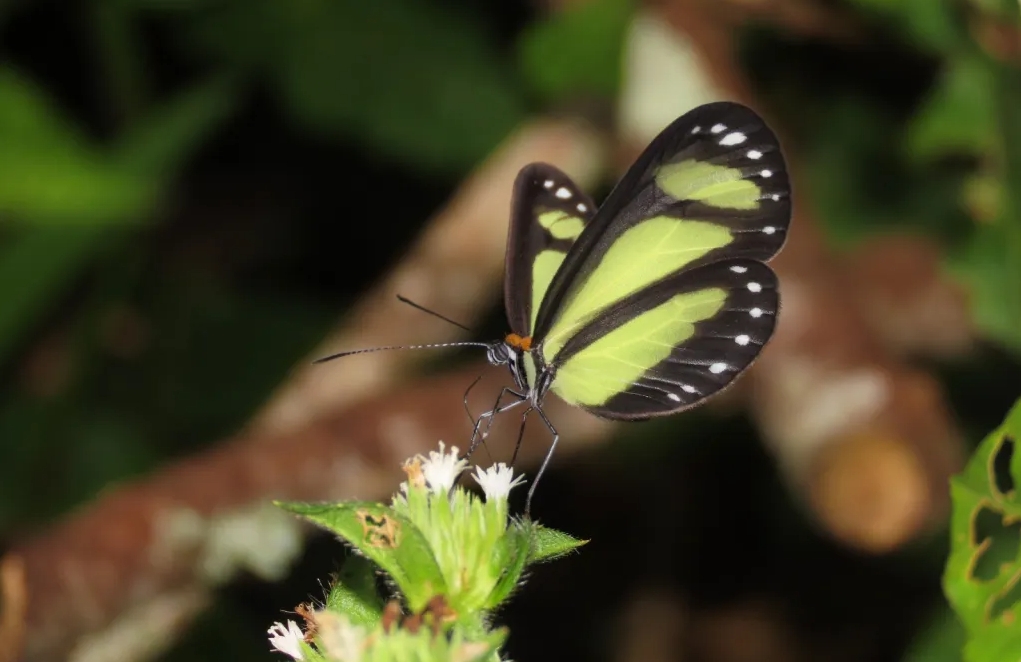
[505,333,533,351]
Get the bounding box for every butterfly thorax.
[487,333,554,408]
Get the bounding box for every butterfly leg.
[509,406,531,466]
[461,374,491,463]
[464,387,526,462]
[451,387,527,499]
[524,406,559,519]
[461,374,485,427]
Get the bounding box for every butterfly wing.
[547,259,778,419]
[503,163,597,337]
[532,101,791,352]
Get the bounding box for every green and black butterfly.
[316,101,791,514]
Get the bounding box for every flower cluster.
[268,441,584,662]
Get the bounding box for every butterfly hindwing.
[547,259,779,420]
[533,102,791,353]
[504,163,597,337]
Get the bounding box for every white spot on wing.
[555,187,572,199]
[761,169,773,178]
[748,282,762,293]
[709,362,727,374]
[770,193,781,201]
[763,226,776,235]
[667,393,681,402]
[543,179,554,189]
[577,202,588,213]
[710,123,726,134]
[750,307,763,318]
[730,265,748,273]
[735,334,750,346]
[682,384,697,394]
[719,132,746,146]
[691,125,702,134]
[747,149,762,160]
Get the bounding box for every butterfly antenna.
[312,340,491,364]
[396,294,471,331]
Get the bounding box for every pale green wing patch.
[541,216,733,358]
[543,259,780,420]
[504,163,597,337]
[656,160,762,210]
[538,211,586,240]
[551,287,727,406]
[532,249,568,332]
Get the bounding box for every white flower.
[421,441,468,495]
[268,620,305,660]
[472,463,526,501]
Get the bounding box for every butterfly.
[468,101,791,512]
[315,101,791,515]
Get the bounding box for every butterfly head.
[486,333,535,392]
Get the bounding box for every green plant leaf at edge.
[529,523,588,563]
[944,397,1021,662]
[277,501,447,612]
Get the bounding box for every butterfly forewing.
[547,259,779,420]
[504,163,597,337]
[532,102,791,351]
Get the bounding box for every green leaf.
[191,0,526,173]
[528,523,588,563]
[517,0,634,104]
[483,520,533,609]
[908,56,998,162]
[277,501,447,611]
[944,397,1021,661]
[0,67,154,225]
[326,555,385,628]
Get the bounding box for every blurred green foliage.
[785,0,1021,355]
[187,0,527,173]
[517,0,632,105]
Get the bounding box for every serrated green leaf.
[528,523,588,563]
[277,501,447,611]
[517,0,634,104]
[483,521,533,609]
[191,0,525,173]
[908,56,997,161]
[944,398,1021,661]
[0,67,155,225]
[326,554,385,627]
